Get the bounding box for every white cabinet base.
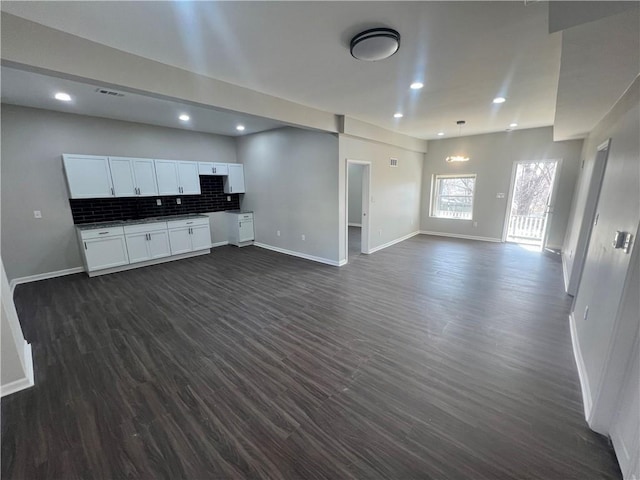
[86,249,210,277]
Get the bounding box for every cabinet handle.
[84,242,87,250]
[213,167,216,174]
[230,186,233,193]
[186,221,193,224]
[99,232,109,235]
[111,187,114,196]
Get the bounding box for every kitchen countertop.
[75,214,209,231]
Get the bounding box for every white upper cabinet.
[177,161,201,194]
[132,158,159,196]
[155,160,201,195]
[224,164,246,194]
[63,154,114,199]
[198,162,230,176]
[109,157,136,197]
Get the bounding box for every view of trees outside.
[434,176,475,219]
[512,162,557,217]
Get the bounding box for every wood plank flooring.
[2,235,621,479]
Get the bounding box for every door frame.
[501,158,563,248]
[345,159,371,261]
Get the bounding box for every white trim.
[253,243,341,266]
[348,223,362,227]
[9,266,85,293]
[87,249,209,277]
[338,259,347,267]
[570,313,592,420]
[345,159,372,262]
[419,231,502,243]
[368,231,420,254]
[562,253,571,293]
[211,241,229,248]
[1,342,34,398]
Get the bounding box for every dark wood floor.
[2,235,621,479]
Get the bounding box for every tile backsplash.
[70,176,240,224]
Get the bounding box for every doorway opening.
[346,160,371,261]
[504,160,559,250]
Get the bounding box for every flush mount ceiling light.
[236,125,245,131]
[179,114,190,122]
[445,120,470,163]
[410,82,424,90]
[350,28,400,61]
[393,112,403,119]
[493,96,506,104]
[54,92,72,102]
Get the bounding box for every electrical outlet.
[33,210,42,219]
[584,306,589,321]
[156,199,162,206]
[301,234,306,241]
[176,198,181,205]
[496,193,505,199]
[277,230,281,237]
[473,221,478,228]
[227,196,231,201]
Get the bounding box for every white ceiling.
[0,67,285,137]
[1,1,563,140]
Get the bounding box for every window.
[431,174,476,220]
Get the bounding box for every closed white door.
[190,225,212,251]
[109,157,136,197]
[155,160,180,195]
[63,154,114,199]
[84,236,129,271]
[177,161,201,194]
[148,230,171,259]
[125,233,151,264]
[168,228,192,255]
[238,220,254,242]
[224,164,245,194]
[132,159,159,196]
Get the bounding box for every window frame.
[430,173,477,221]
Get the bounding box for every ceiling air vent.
[95,88,125,97]
[389,158,398,167]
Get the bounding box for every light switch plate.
[496,193,505,199]
[33,210,42,218]
[156,199,162,206]
[176,198,181,205]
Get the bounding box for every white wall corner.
[367,231,420,254]
[1,341,36,398]
[253,243,342,267]
[569,313,596,429]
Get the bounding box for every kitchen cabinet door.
[84,236,129,271]
[213,163,229,176]
[190,225,212,251]
[132,159,159,196]
[224,164,245,194]
[63,154,114,199]
[155,160,180,195]
[148,230,171,259]
[177,161,201,194]
[125,232,151,264]
[198,162,215,176]
[109,157,136,197]
[169,227,192,255]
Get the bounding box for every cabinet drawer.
[167,217,209,229]
[123,222,168,235]
[80,226,125,239]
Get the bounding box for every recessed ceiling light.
[236,125,245,131]
[493,97,506,104]
[410,82,424,90]
[179,114,190,122]
[54,92,72,102]
[437,132,445,136]
[393,113,403,119]
[509,122,518,127]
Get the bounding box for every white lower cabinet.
[168,218,211,254]
[79,227,129,272]
[124,222,171,264]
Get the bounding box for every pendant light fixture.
[350,28,400,61]
[445,120,470,163]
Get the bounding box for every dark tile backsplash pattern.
[70,176,240,224]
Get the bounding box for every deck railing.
[507,215,545,241]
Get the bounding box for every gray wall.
[348,164,363,225]
[237,127,340,263]
[563,77,639,432]
[338,136,423,261]
[1,105,237,281]
[420,127,583,246]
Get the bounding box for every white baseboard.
[545,244,563,251]
[419,231,502,243]
[338,259,348,266]
[1,341,34,398]
[570,312,592,421]
[9,266,85,294]
[88,249,209,277]
[348,223,362,227]
[253,243,341,266]
[368,231,420,254]
[211,241,229,248]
